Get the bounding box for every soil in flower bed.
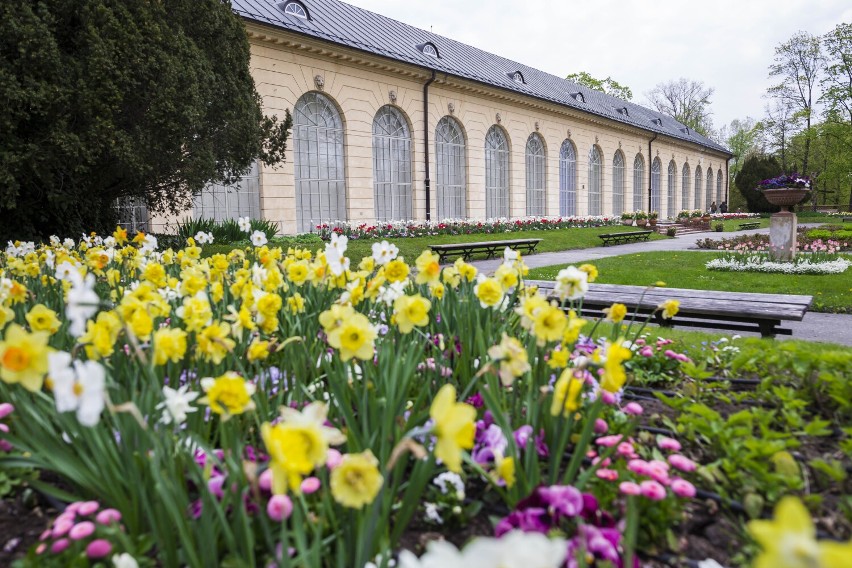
[0,490,55,563]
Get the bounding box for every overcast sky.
[344,0,852,134]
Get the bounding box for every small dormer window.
[570,92,585,103]
[680,126,691,135]
[508,71,525,84]
[651,118,663,126]
[279,1,309,19]
[417,42,439,58]
[616,107,629,117]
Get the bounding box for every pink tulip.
[0,403,14,419]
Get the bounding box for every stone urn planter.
[760,187,811,261]
[649,219,658,227]
[636,219,648,228]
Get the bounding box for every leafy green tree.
[821,22,852,124]
[645,78,715,137]
[0,0,291,240]
[734,154,783,213]
[566,71,633,101]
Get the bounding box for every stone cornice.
[245,23,730,161]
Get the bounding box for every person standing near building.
[710,201,717,214]
[720,201,728,214]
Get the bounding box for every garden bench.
[597,230,653,247]
[428,238,541,263]
[842,217,852,223]
[738,222,761,230]
[528,281,812,337]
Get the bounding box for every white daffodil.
[157,385,199,426]
[503,246,519,266]
[63,238,76,249]
[112,553,140,568]
[325,247,350,276]
[250,230,268,247]
[51,355,106,427]
[553,266,589,301]
[139,234,158,254]
[377,280,407,306]
[371,240,399,266]
[194,231,214,245]
[55,260,81,282]
[238,216,252,232]
[398,531,566,568]
[66,271,100,337]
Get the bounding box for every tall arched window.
[633,154,645,212]
[559,140,577,216]
[694,167,703,211]
[650,157,661,214]
[435,116,466,220]
[667,160,677,218]
[526,133,547,216]
[194,161,261,223]
[681,163,691,211]
[293,92,346,232]
[717,168,723,204]
[485,126,510,218]
[706,167,714,210]
[372,106,412,221]
[588,146,603,216]
[612,151,625,215]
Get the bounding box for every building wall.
[195,24,729,235]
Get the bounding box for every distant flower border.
[757,173,811,190]
[706,257,850,275]
[315,216,620,241]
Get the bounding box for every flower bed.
[706,256,850,274]
[315,215,619,240]
[0,230,850,566]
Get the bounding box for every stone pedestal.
[769,211,797,261]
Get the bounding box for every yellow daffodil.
[414,250,442,285]
[384,259,409,283]
[487,333,531,386]
[152,327,188,365]
[0,324,52,392]
[262,402,345,494]
[25,304,61,334]
[428,281,445,299]
[547,348,570,370]
[330,450,384,509]
[0,306,14,330]
[748,496,852,568]
[197,322,236,364]
[551,369,584,417]
[494,264,519,291]
[199,372,256,417]
[327,311,377,362]
[79,311,122,360]
[474,277,504,309]
[393,294,431,334]
[603,303,628,323]
[578,264,598,282]
[600,340,632,393]
[287,293,305,314]
[255,293,283,334]
[247,339,271,362]
[287,261,309,285]
[177,292,213,332]
[430,384,476,473]
[454,258,477,282]
[562,310,587,344]
[493,455,516,488]
[532,303,567,346]
[659,299,680,319]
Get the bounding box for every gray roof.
[233,0,731,156]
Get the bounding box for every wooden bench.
[598,230,653,247]
[428,238,541,263]
[842,217,852,223]
[738,222,761,230]
[528,280,812,337]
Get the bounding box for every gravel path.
[468,225,852,346]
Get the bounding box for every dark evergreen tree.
[734,155,783,213]
[0,0,291,240]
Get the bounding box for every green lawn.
[526,251,852,313]
[717,217,770,232]
[344,226,667,262]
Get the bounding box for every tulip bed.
[1,231,851,567]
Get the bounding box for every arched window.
[650,157,661,214]
[694,167,703,211]
[612,151,625,216]
[559,140,577,216]
[526,133,547,216]
[281,1,309,19]
[633,154,645,212]
[293,92,346,232]
[706,167,714,210]
[194,161,261,223]
[435,116,466,220]
[588,146,603,216]
[681,163,691,211]
[485,126,510,218]
[667,160,677,218]
[717,168,723,204]
[372,106,412,221]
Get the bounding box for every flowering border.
[706,257,850,274]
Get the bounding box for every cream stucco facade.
[154,21,730,235]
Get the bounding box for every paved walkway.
[469,225,852,346]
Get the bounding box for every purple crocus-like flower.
[472,423,508,465]
[466,392,484,408]
[575,336,599,354]
[494,507,550,537]
[514,425,533,448]
[539,485,584,518]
